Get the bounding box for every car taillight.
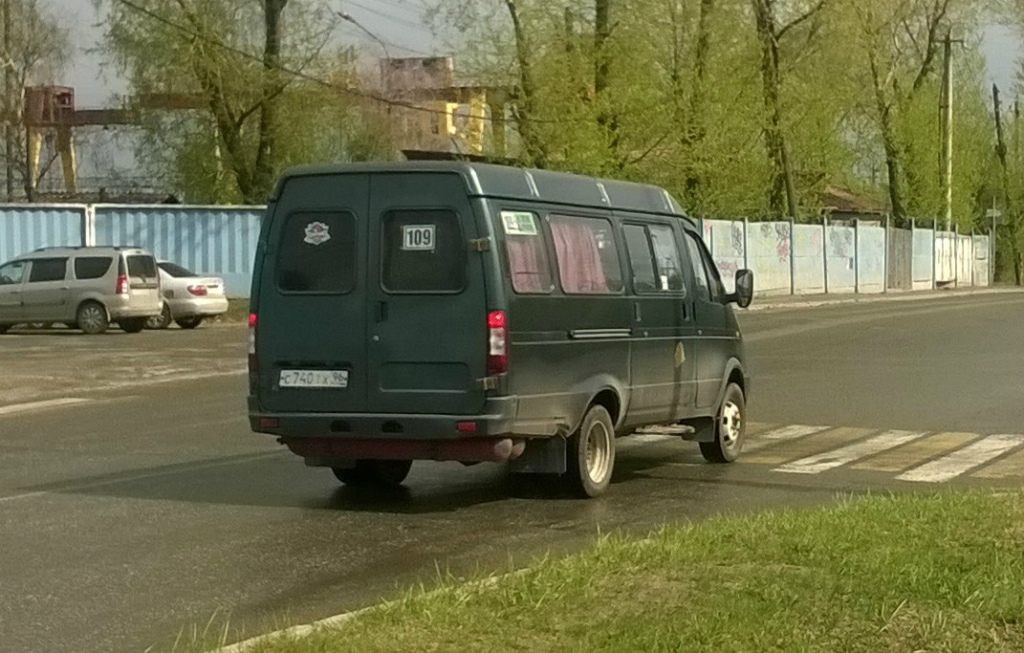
[487,310,508,375]
[116,275,129,295]
[248,313,258,371]
[187,285,208,297]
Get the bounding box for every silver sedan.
[147,261,229,330]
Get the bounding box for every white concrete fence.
[699,218,991,297]
[0,204,992,298]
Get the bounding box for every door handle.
[376,301,389,322]
[634,303,642,322]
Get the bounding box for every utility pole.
[939,28,963,232]
[3,0,14,201]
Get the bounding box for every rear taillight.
[487,310,508,375]
[187,285,208,297]
[248,313,258,371]
[115,275,129,295]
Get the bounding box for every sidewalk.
[744,285,1024,312]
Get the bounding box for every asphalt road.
[1,291,1023,653]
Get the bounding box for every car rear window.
[28,258,67,283]
[549,215,623,294]
[127,255,157,278]
[277,212,357,294]
[381,209,465,293]
[74,257,113,280]
[158,262,195,278]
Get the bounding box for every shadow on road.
[28,442,725,514]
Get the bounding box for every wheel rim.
[584,419,613,484]
[720,400,743,451]
[80,306,105,331]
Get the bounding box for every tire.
[147,304,172,330]
[565,404,616,498]
[175,316,203,330]
[700,383,746,463]
[332,460,412,487]
[77,302,109,335]
[0,324,9,335]
[120,318,148,334]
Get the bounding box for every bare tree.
[854,0,955,224]
[751,0,825,219]
[0,0,70,201]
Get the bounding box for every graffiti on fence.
[830,227,853,258]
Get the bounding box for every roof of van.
[275,161,692,219]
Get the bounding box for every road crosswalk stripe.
[851,431,980,473]
[971,446,1024,479]
[773,430,929,475]
[743,424,831,453]
[896,434,1024,483]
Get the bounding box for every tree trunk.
[752,0,798,219]
[869,53,907,225]
[992,84,1022,285]
[684,0,714,197]
[594,0,621,169]
[504,0,547,167]
[252,0,288,204]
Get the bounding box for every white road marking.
[773,430,929,475]
[743,424,831,452]
[0,398,89,416]
[896,434,1024,483]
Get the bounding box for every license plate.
[279,370,349,389]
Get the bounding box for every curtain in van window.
[550,217,610,294]
[506,236,549,293]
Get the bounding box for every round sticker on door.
[304,221,331,246]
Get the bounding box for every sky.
[41,0,1024,109]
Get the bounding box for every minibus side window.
[548,214,623,295]
[500,210,554,294]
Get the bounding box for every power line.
[338,22,434,57]
[341,0,434,34]
[111,0,572,127]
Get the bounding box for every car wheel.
[147,304,172,330]
[175,316,203,330]
[332,460,412,487]
[565,404,616,498]
[700,383,746,463]
[120,318,148,334]
[77,302,109,335]
[0,324,9,335]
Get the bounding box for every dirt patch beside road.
[0,325,247,408]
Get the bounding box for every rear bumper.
[168,296,229,318]
[249,396,523,463]
[248,395,518,440]
[108,300,162,320]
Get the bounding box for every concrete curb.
[743,287,1023,313]
[212,572,520,653]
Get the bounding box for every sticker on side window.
[402,224,436,251]
[500,211,538,236]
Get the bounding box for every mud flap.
[508,436,567,474]
[682,416,717,443]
